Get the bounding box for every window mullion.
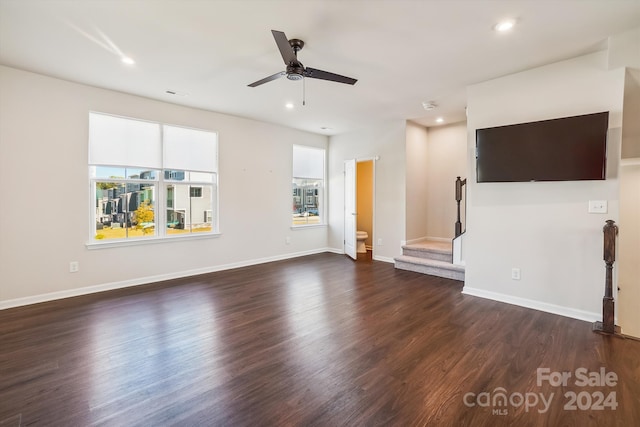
[158,173,166,238]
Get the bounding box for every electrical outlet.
[511,268,521,280]
[377,238,383,246]
[285,236,291,245]
[69,261,79,273]
[588,200,607,214]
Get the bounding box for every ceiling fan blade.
[304,67,357,85]
[248,71,285,87]
[272,30,297,65]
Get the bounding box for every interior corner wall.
[328,120,406,261]
[621,68,640,159]
[464,51,625,320]
[0,65,329,305]
[425,121,468,240]
[405,121,429,242]
[608,27,640,70]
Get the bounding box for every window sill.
[86,232,221,250]
[290,224,327,230]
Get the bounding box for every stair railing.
[455,176,467,237]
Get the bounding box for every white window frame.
[88,112,220,248]
[291,145,326,229]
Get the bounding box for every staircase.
[394,239,465,281]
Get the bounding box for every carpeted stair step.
[394,255,465,281]
[401,245,452,262]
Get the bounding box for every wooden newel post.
[593,219,620,335]
[455,177,465,237]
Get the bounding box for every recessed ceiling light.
[285,102,294,109]
[494,20,515,33]
[436,117,444,123]
[121,56,135,65]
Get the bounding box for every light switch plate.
[588,200,607,214]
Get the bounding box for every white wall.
[425,121,468,240]
[463,52,625,320]
[405,121,429,242]
[617,68,640,337]
[618,162,640,337]
[0,66,329,306]
[608,27,640,70]
[622,69,640,159]
[328,120,406,262]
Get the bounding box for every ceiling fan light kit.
[248,30,357,88]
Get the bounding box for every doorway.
[344,158,376,261]
[356,161,374,259]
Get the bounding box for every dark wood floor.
[1,253,638,426]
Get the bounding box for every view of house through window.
[165,172,216,234]
[89,113,218,242]
[93,168,158,239]
[292,145,324,226]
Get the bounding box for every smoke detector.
[422,101,437,111]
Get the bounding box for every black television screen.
[476,111,609,183]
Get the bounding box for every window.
[190,187,202,198]
[292,145,325,226]
[89,112,218,242]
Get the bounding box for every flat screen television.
[476,111,609,183]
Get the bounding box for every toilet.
[356,231,368,254]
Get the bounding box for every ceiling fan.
[248,30,357,87]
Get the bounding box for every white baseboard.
[374,255,395,263]
[426,236,453,243]
[461,286,600,323]
[327,247,391,263]
[0,248,337,310]
[405,236,452,245]
[405,236,427,245]
[326,247,344,255]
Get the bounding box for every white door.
[344,159,357,260]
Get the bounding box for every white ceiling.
[1,1,639,135]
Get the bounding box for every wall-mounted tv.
[476,111,609,183]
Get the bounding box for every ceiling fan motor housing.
[286,63,305,80]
